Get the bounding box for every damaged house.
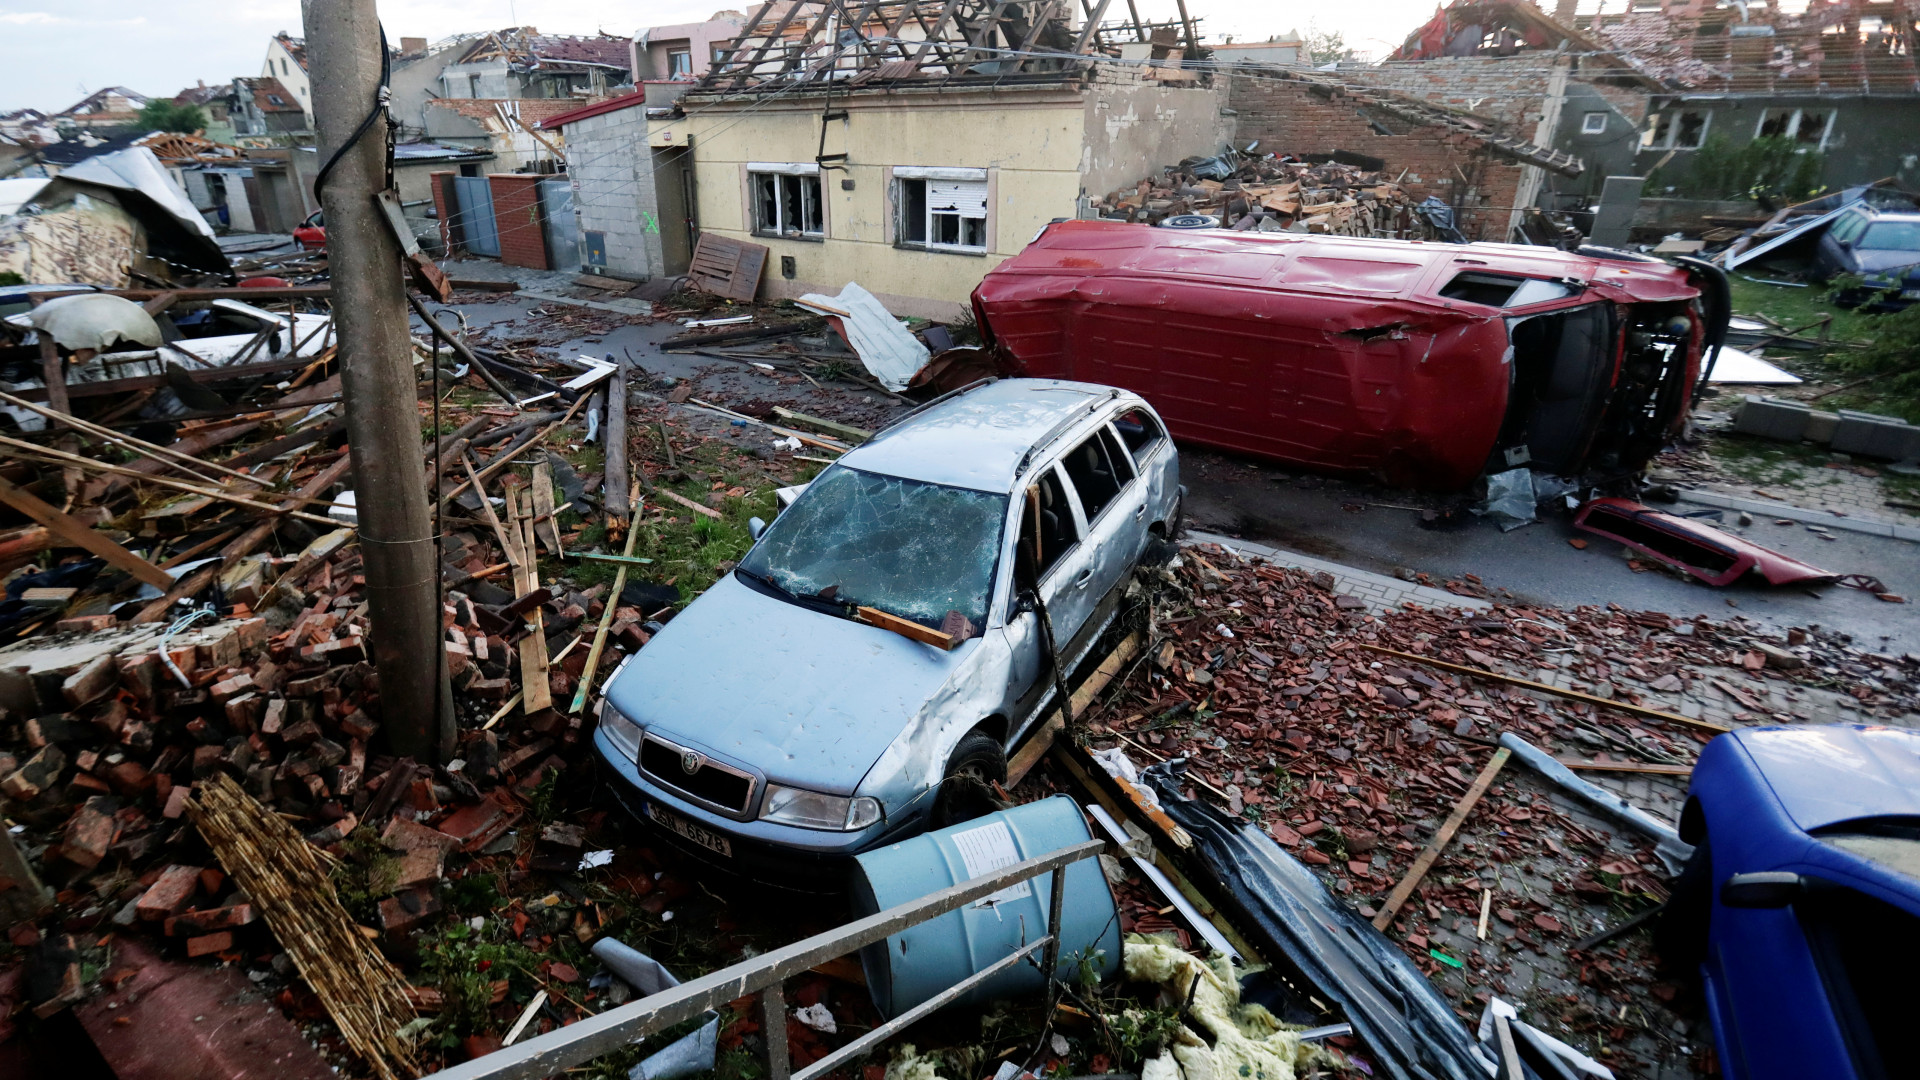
[0,146,228,288]
[628,0,1231,318]
[422,30,633,174]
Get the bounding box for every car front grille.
[639,734,755,817]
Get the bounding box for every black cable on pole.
[314,23,395,204]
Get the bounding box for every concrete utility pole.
[304,0,455,761]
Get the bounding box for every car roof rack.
[865,376,999,442]
[1015,387,1121,480]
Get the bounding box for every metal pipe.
[423,839,1105,1080]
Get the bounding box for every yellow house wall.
[677,88,1090,321]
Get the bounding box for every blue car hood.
[1736,725,1920,831]
[602,573,966,795]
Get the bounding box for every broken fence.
[424,837,1107,1080]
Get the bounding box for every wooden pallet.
[688,233,769,302]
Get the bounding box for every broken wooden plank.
[530,459,563,558]
[0,475,172,588]
[1558,758,1693,777]
[569,488,643,715]
[604,356,630,534]
[1006,632,1141,786]
[1372,747,1511,931]
[1359,644,1731,734]
[769,407,871,443]
[510,487,553,714]
[855,606,957,652]
[658,489,723,520]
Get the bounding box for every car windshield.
[738,465,1007,631]
[1861,221,1920,252]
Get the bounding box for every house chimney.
[401,36,427,54]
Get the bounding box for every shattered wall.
[1079,68,1232,201]
[1333,57,1651,200]
[0,192,142,287]
[1219,72,1525,241]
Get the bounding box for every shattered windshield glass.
[738,465,1007,631]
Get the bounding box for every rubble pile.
[1086,543,1915,1069]
[1089,156,1422,237]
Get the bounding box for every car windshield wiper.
[734,567,852,617]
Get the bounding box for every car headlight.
[759,783,883,831]
[599,699,642,762]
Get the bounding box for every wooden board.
[0,476,171,588]
[687,233,769,302]
[1005,632,1141,787]
[855,606,956,651]
[1372,747,1510,930]
[1360,643,1731,734]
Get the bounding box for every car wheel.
[1655,835,1712,976]
[930,730,1007,830]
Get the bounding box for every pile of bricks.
[0,516,650,1019]
[1090,154,1422,237]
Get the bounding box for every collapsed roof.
[692,0,1203,91]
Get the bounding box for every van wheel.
[1655,836,1712,977]
[930,731,1007,829]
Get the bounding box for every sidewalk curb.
[1676,488,1920,543]
[519,290,655,317]
[1185,531,1495,613]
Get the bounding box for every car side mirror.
[1721,871,1806,908]
[748,516,766,541]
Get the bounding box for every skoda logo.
[681,750,704,775]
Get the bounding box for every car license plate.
[646,802,732,857]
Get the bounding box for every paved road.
[1182,449,1920,655]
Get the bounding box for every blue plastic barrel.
[850,795,1121,1018]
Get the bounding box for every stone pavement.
[1182,533,1912,1079]
[1187,531,1495,614]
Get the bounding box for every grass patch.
[1708,433,1832,487]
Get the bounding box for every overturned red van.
[972,221,1727,490]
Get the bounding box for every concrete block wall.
[488,173,549,270]
[1220,73,1524,241]
[561,105,663,280]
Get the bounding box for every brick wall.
[429,171,461,255]
[1222,73,1524,241]
[488,173,549,270]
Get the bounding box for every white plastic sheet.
[794,282,929,391]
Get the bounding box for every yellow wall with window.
[665,87,1088,321]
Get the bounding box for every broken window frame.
[1112,408,1165,469]
[895,167,989,255]
[1755,108,1835,151]
[668,49,693,78]
[747,163,825,241]
[1643,108,1712,150]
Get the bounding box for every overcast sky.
[0,0,1437,113]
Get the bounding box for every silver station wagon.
[594,378,1182,882]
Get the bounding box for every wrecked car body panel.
[596,379,1181,882]
[1141,762,1490,1080]
[973,222,1715,489]
[1572,497,1836,587]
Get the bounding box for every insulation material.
[0,191,143,287]
[1122,941,1322,1080]
[794,282,930,391]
